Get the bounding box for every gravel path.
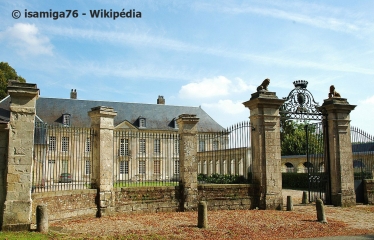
[49,190,374,239]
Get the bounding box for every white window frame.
[61,137,69,152]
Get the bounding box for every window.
[62,114,71,127]
[85,160,91,175]
[154,160,160,174]
[120,161,129,174]
[199,140,205,152]
[174,160,180,174]
[174,139,179,154]
[61,137,69,152]
[139,117,146,128]
[49,136,56,151]
[139,139,146,154]
[174,118,178,129]
[120,139,129,156]
[85,138,91,152]
[213,141,219,151]
[62,160,68,173]
[154,139,160,154]
[139,160,146,174]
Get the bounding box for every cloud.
[362,95,374,105]
[203,99,247,115]
[0,23,53,56]
[179,76,255,99]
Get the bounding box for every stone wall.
[30,184,257,221]
[364,180,374,205]
[31,189,97,223]
[113,186,180,213]
[198,184,255,210]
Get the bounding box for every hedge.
[282,173,309,189]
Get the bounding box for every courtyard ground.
[49,190,374,239]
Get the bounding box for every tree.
[281,120,323,156]
[0,62,26,99]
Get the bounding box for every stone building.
[0,91,226,186]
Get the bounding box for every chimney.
[70,89,77,99]
[157,95,165,105]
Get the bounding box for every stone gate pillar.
[2,80,39,231]
[243,91,285,210]
[321,98,356,207]
[88,106,117,216]
[177,114,199,211]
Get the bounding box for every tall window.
[154,139,160,154]
[85,160,91,175]
[174,160,180,174]
[61,137,69,152]
[85,138,91,152]
[213,141,219,151]
[154,160,160,174]
[120,161,129,174]
[199,140,205,152]
[139,139,146,154]
[139,161,146,174]
[49,136,56,151]
[174,139,179,154]
[120,139,129,156]
[62,160,68,173]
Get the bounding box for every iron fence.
[197,121,252,183]
[351,126,374,180]
[32,122,94,192]
[113,130,180,187]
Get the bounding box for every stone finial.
[256,78,270,92]
[328,85,341,98]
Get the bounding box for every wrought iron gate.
[280,80,330,204]
[305,122,330,203]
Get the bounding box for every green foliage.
[281,120,323,156]
[198,173,249,184]
[354,172,373,180]
[282,173,309,189]
[0,62,26,99]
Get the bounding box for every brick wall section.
[364,180,374,205]
[113,186,180,213]
[31,189,97,223]
[198,184,255,210]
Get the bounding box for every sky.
[1,0,374,135]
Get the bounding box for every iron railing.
[113,130,180,187]
[197,121,251,182]
[351,126,374,180]
[32,122,94,193]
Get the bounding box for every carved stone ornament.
[328,85,341,98]
[256,78,270,92]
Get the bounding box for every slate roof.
[0,96,224,132]
[352,142,374,152]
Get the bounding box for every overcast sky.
[1,0,374,135]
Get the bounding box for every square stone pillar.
[177,114,199,211]
[321,98,356,207]
[243,92,285,210]
[2,80,39,231]
[88,106,117,216]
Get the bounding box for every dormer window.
[62,113,71,127]
[138,116,146,128]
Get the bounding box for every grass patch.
[0,231,62,240]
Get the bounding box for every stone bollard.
[36,205,49,233]
[302,191,308,204]
[316,199,327,223]
[197,201,207,228]
[286,196,293,211]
